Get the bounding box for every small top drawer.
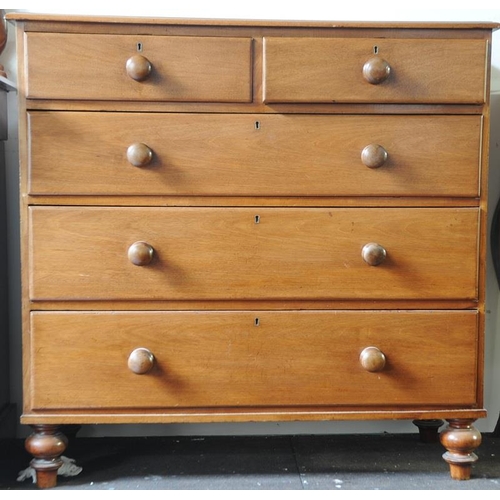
[24,33,252,102]
[263,37,487,104]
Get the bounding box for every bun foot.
[25,425,68,488]
[413,419,444,443]
[440,419,481,480]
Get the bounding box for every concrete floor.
[1,433,499,490]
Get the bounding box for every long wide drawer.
[29,310,479,410]
[28,112,481,197]
[24,33,252,102]
[29,207,479,301]
[263,37,487,103]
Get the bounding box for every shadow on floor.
[1,433,499,490]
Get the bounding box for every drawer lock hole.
[255,121,261,130]
[255,215,260,224]
[255,318,260,327]
[137,42,143,52]
[373,45,379,54]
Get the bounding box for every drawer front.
[28,112,481,197]
[263,38,487,104]
[25,33,252,102]
[29,207,478,301]
[29,311,479,410]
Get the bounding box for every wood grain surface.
[29,310,478,410]
[28,112,481,197]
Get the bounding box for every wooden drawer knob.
[362,242,387,266]
[363,56,391,84]
[128,241,154,266]
[126,55,152,81]
[359,347,386,372]
[128,348,155,374]
[361,144,388,169]
[127,143,153,167]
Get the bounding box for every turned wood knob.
[127,142,153,167]
[361,144,388,169]
[128,348,155,374]
[362,242,387,266]
[128,241,154,266]
[126,55,152,81]
[363,56,391,84]
[359,347,386,372]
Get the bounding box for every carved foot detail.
[25,425,68,488]
[413,419,444,443]
[440,419,481,480]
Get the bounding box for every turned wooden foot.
[25,425,68,488]
[440,419,481,480]
[413,419,444,443]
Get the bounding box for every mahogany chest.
[7,13,498,486]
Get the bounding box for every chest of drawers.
[7,13,498,487]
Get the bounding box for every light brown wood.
[29,311,478,410]
[5,13,500,29]
[23,195,483,208]
[263,37,487,104]
[27,113,481,197]
[24,33,253,102]
[24,299,483,312]
[19,409,488,426]
[23,99,489,114]
[7,14,495,484]
[29,206,479,301]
